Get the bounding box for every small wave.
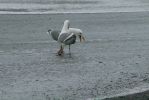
[0,8,29,12]
[48,0,98,4]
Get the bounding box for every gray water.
[0,0,149,14]
[0,12,149,100]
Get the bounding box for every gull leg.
[69,45,71,56]
[57,45,64,56]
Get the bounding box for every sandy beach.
[0,12,149,100]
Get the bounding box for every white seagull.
[47,20,85,55]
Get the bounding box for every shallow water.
[0,12,149,100]
[0,0,149,14]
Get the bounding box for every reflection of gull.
[47,20,85,55]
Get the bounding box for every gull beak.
[79,35,85,42]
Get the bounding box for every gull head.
[47,29,52,35]
[48,29,52,32]
[64,20,70,29]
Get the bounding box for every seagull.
[47,20,85,56]
[58,20,85,55]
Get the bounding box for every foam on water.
[0,0,149,14]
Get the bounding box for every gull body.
[47,28,82,42]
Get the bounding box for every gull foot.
[57,49,64,56]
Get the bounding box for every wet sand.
[103,90,149,100]
[0,12,149,100]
